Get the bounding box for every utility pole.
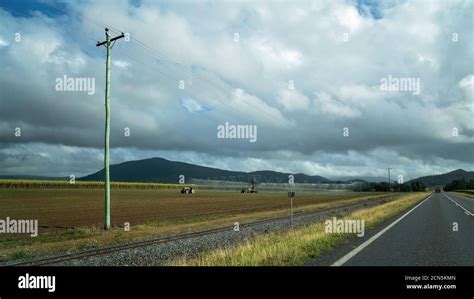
[96,28,125,230]
[387,167,392,192]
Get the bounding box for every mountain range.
[408,169,474,186]
[80,157,330,184]
[78,157,474,186]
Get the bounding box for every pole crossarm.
[97,28,125,47]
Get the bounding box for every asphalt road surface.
[333,192,474,266]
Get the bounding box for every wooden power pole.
[387,167,392,192]
[96,28,124,230]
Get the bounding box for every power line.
[90,36,278,126]
[112,48,274,124]
[130,38,236,96]
[10,5,261,124]
[88,36,272,126]
[126,40,284,124]
[39,0,238,97]
[35,0,285,125]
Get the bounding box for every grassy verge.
[0,192,388,262]
[169,192,429,266]
[452,191,474,199]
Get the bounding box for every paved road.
[334,192,474,266]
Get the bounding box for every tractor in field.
[181,186,195,194]
[241,177,258,193]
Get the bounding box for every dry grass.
[169,192,429,266]
[453,191,474,199]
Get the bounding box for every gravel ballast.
[53,196,395,266]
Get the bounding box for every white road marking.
[442,193,474,216]
[331,194,433,266]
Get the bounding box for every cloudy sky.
[0,0,473,180]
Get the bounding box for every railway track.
[5,194,395,266]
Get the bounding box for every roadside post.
[288,190,296,230]
[288,175,296,230]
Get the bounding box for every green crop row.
[0,179,187,190]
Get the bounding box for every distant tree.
[398,182,412,192]
[468,180,474,190]
[444,179,468,191]
[410,181,426,192]
[377,182,390,192]
[359,181,422,192]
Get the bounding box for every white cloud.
[253,39,303,70]
[276,89,310,111]
[459,74,474,101]
[336,84,381,106]
[313,92,361,118]
[229,88,293,127]
[0,37,9,48]
[333,4,365,33]
[112,60,129,69]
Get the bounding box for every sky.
[0,0,473,180]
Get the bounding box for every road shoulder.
[304,198,427,266]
